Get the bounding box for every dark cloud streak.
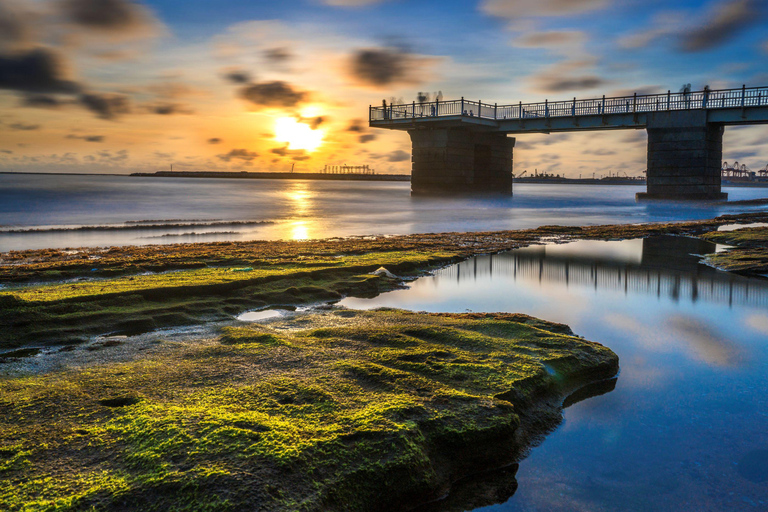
[217,148,258,162]
[79,92,131,119]
[239,81,307,108]
[0,48,79,94]
[679,0,766,52]
[59,0,159,35]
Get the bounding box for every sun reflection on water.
[291,221,309,240]
[285,182,313,239]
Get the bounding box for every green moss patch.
[0,310,618,511]
[701,226,768,275]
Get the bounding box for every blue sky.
[0,0,766,176]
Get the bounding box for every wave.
[0,220,275,234]
[138,231,240,239]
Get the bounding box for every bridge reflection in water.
[434,236,768,309]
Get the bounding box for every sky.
[0,0,767,177]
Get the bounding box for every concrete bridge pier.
[638,111,726,200]
[408,128,515,195]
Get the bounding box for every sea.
[3,172,768,511]
[1,173,768,252]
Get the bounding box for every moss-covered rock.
[0,310,618,511]
[701,226,768,276]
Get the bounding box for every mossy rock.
[0,309,618,511]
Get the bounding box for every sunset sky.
[1,0,767,177]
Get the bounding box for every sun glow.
[274,117,324,151]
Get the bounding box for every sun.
[274,117,324,151]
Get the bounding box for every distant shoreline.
[130,171,411,181]
[4,170,768,187]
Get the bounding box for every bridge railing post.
[494,102,497,119]
[412,101,416,119]
[435,97,439,116]
[545,99,549,118]
[633,92,637,113]
[601,95,605,114]
[519,101,522,119]
[667,90,670,110]
[461,97,464,116]
[741,84,746,107]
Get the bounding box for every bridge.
[369,85,768,199]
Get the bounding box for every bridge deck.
[370,86,768,133]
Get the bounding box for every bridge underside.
[409,128,515,195]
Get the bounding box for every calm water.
[2,173,768,251]
[341,237,768,511]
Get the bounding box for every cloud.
[529,59,608,93]
[387,149,410,162]
[620,2,765,52]
[0,149,12,154]
[207,137,222,144]
[87,149,128,162]
[359,133,376,143]
[263,47,292,63]
[223,69,252,84]
[9,122,40,130]
[583,148,616,156]
[542,75,605,92]
[621,131,647,144]
[79,92,131,119]
[22,94,68,108]
[58,0,163,39]
[348,46,434,87]
[481,0,610,19]
[746,314,768,334]
[514,30,587,48]
[238,80,308,108]
[144,102,194,115]
[679,0,766,52]
[346,119,366,132]
[323,0,387,5]
[0,48,79,94]
[217,148,259,162]
[665,314,745,367]
[66,134,104,142]
[618,18,678,50]
[307,116,325,129]
[0,0,35,51]
[270,144,309,161]
[146,81,207,99]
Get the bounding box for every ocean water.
[1,173,767,252]
[341,237,768,511]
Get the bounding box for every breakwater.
[131,171,410,181]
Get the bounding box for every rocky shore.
[2,211,767,510]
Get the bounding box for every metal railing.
[370,85,768,122]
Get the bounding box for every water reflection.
[414,380,618,512]
[340,236,768,511]
[285,182,314,240]
[431,237,768,309]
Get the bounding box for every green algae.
[0,250,457,348]
[700,226,768,275]
[0,310,618,512]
